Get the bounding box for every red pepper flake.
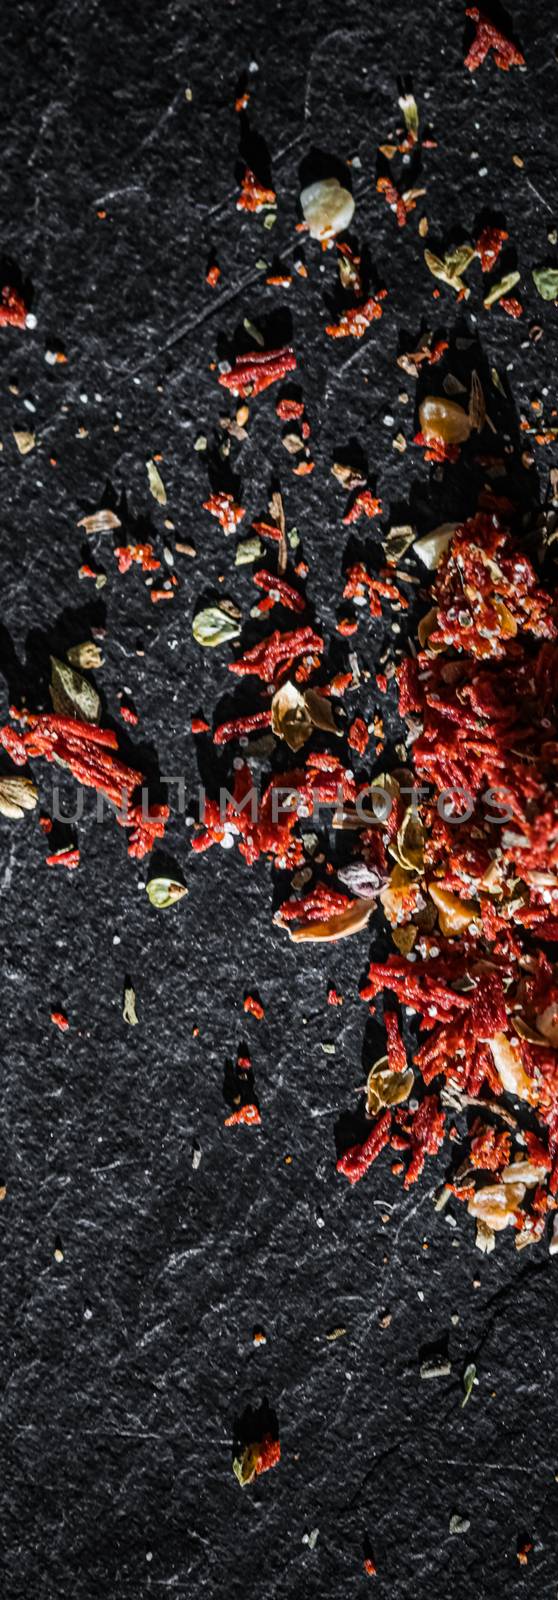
[376,672,388,694]
[292,459,315,475]
[377,175,418,227]
[115,543,160,573]
[413,430,460,464]
[1,711,168,859]
[51,1011,69,1031]
[253,570,305,612]
[213,710,272,745]
[78,564,100,581]
[206,264,221,288]
[191,716,210,734]
[464,6,525,71]
[46,847,80,869]
[236,167,276,213]
[150,588,174,603]
[224,1104,262,1126]
[218,346,296,399]
[342,491,382,524]
[39,814,52,833]
[363,1558,377,1577]
[120,705,139,725]
[326,290,386,340]
[337,616,359,636]
[499,296,523,318]
[202,493,246,535]
[229,626,324,683]
[244,994,265,1020]
[337,1110,392,1185]
[276,398,304,421]
[327,987,344,1006]
[0,285,27,327]
[475,226,508,271]
[348,716,369,755]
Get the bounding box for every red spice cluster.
[340,513,558,1246]
[464,7,525,72]
[0,712,168,859]
[218,346,296,399]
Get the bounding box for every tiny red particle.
[51,1011,69,1031]
[244,994,265,1020]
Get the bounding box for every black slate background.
[1,2,558,1596]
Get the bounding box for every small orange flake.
[51,1011,69,1031]
[244,994,265,1020]
[224,1104,261,1126]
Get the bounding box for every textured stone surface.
[1,1,558,1595]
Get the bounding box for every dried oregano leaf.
[235,537,263,565]
[483,270,520,309]
[146,877,188,909]
[147,459,167,504]
[67,642,104,670]
[123,984,138,1025]
[462,1362,477,1408]
[50,656,101,723]
[192,605,242,648]
[0,776,39,818]
[424,243,475,295]
[532,265,558,302]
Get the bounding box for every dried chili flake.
[203,493,246,535]
[326,291,386,340]
[252,570,305,612]
[377,175,422,227]
[229,626,324,683]
[46,847,80,869]
[218,347,296,399]
[206,264,221,288]
[191,716,210,734]
[363,1558,377,1577]
[213,710,272,745]
[328,987,344,1006]
[465,7,525,71]
[470,1127,511,1171]
[276,398,304,421]
[51,1011,69,1031]
[499,296,523,318]
[244,994,265,1020]
[476,226,508,272]
[0,285,27,327]
[337,1109,392,1184]
[120,705,139,725]
[348,717,369,755]
[1,711,168,859]
[342,491,382,524]
[224,1104,262,1126]
[237,167,276,213]
[115,543,160,574]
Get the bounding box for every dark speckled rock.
[1,2,558,1596]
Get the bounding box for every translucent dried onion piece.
[300,177,355,241]
[413,523,458,570]
[488,1033,533,1102]
[429,883,479,936]
[468,1181,526,1232]
[419,395,472,445]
